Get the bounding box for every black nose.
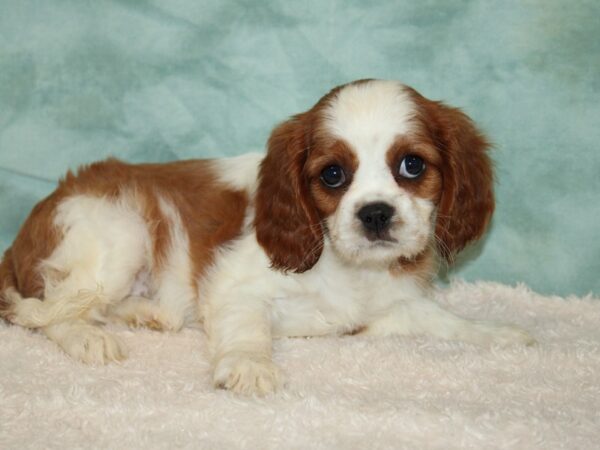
[357,202,395,233]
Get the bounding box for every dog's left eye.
[320,165,346,188]
[399,155,426,179]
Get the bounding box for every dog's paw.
[213,353,283,396]
[45,322,128,364]
[487,323,536,346]
[468,322,536,347]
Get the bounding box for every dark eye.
[398,155,425,179]
[320,165,346,188]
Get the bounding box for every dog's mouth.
[325,219,406,263]
[364,229,397,244]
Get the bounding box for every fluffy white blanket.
[1,281,599,449]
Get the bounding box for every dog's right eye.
[398,155,426,179]
[320,165,346,188]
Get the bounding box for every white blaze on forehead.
[322,80,416,152]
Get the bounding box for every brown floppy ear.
[425,100,495,262]
[254,114,323,273]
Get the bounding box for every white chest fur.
[202,232,425,339]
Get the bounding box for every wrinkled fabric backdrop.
[0,0,598,296]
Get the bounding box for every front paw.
[489,323,536,346]
[213,353,283,396]
[472,322,536,347]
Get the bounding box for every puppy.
[0,80,533,395]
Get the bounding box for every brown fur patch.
[386,135,443,202]
[307,140,359,217]
[254,113,325,273]
[0,249,17,314]
[6,194,64,299]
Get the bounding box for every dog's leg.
[125,195,199,332]
[10,285,130,363]
[205,291,282,396]
[363,296,535,346]
[109,295,193,331]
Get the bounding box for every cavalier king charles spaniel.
[0,80,533,395]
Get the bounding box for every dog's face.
[306,82,441,266]
[255,80,494,272]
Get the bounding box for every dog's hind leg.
[107,196,200,333]
[9,195,153,363]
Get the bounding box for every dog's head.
[254,80,494,272]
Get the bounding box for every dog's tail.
[0,248,104,328]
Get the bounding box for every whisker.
[432,234,453,268]
[297,239,324,268]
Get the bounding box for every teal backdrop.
[1,0,598,296]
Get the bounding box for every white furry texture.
[1,280,599,449]
[324,80,415,144]
[210,152,263,195]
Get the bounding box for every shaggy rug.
[1,281,599,449]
